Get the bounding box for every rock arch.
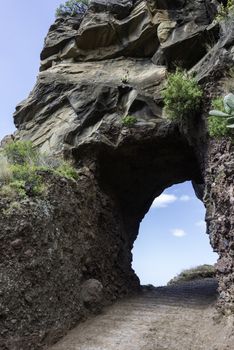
[1,1,234,349]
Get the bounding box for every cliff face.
[1,0,234,349]
[0,170,140,350]
[14,0,220,156]
[204,140,234,314]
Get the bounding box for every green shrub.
[122,115,137,127]
[55,161,79,180]
[0,141,78,198]
[216,0,234,21]
[2,201,22,216]
[208,98,232,137]
[0,184,17,198]
[4,140,37,165]
[162,70,203,123]
[56,0,89,17]
[11,164,45,196]
[0,154,12,185]
[6,181,27,198]
[168,264,216,285]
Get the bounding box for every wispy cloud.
[179,195,191,202]
[152,194,177,208]
[151,193,192,208]
[171,228,187,237]
[196,220,206,229]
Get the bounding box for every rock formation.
[1,0,234,349]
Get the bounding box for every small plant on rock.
[162,70,203,124]
[122,115,137,127]
[208,94,234,137]
[0,141,78,198]
[0,154,12,185]
[56,0,89,17]
[1,142,45,197]
[121,71,129,85]
[216,0,234,21]
[55,161,79,180]
[4,140,37,165]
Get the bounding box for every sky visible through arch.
[132,181,218,286]
[0,1,218,286]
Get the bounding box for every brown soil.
[48,279,234,350]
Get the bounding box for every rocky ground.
[48,279,234,350]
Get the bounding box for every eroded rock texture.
[1,0,234,349]
[204,140,234,314]
[0,171,140,349]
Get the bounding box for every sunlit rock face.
[1,0,234,349]
[14,0,220,156]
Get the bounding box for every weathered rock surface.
[0,171,139,350]
[14,59,166,154]
[39,0,218,71]
[1,0,234,349]
[204,140,234,314]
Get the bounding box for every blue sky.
[0,1,218,286]
[132,181,218,285]
[0,0,62,140]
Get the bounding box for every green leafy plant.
[122,115,137,127]
[2,201,22,216]
[162,70,203,123]
[10,164,45,196]
[4,140,37,165]
[208,94,234,137]
[216,0,234,21]
[56,0,89,17]
[0,154,12,185]
[55,162,79,180]
[0,141,78,198]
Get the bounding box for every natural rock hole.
[132,181,218,286]
[97,134,209,291]
[2,0,234,348]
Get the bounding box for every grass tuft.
[0,141,78,199]
[168,264,216,285]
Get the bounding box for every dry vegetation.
[168,265,216,285]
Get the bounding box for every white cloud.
[152,194,177,208]
[179,195,191,202]
[151,193,192,208]
[196,220,206,228]
[171,228,187,237]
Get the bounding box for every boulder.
[81,279,103,306]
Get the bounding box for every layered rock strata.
[1,0,234,349]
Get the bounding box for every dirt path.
[49,279,234,350]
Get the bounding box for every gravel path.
[48,279,234,350]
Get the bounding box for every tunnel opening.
[132,181,218,287]
[97,125,219,295]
